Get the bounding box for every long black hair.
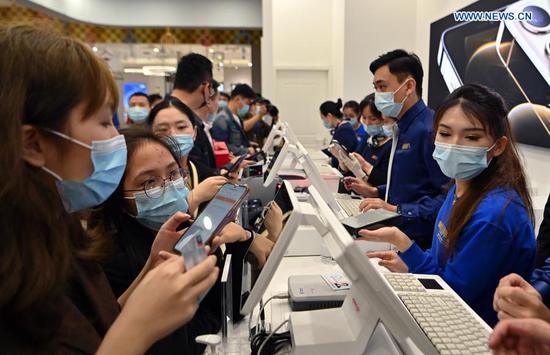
[320,98,343,118]
[147,96,197,128]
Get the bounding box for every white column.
[262,0,345,146]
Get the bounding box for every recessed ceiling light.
[92,46,98,52]
[248,62,253,67]
[209,48,214,53]
[219,62,224,67]
[153,47,160,53]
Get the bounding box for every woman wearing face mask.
[319,98,358,168]
[146,99,276,263]
[87,129,258,354]
[0,25,218,354]
[359,84,536,326]
[343,100,367,144]
[147,97,227,215]
[340,94,394,189]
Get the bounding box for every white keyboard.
[384,274,491,355]
[335,194,362,217]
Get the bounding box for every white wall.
[262,0,345,145]
[20,0,262,28]
[223,67,252,90]
[343,0,418,102]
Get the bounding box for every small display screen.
[418,278,444,290]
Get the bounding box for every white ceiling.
[17,0,262,28]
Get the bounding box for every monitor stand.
[288,211,405,355]
[289,286,402,355]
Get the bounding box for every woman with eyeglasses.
[86,129,246,354]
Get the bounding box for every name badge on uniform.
[401,143,411,150]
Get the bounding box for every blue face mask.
[207,112,216,123]
[432,142,497,180]
[322,120,333,129]
[262,114,273,126]
[42,131,127,213]
[374,79,410,118]
[128,106,149,123]
[126,177,190,230]
[172,134,194,157]
[218,100,228,109]
[347,117,358,126]
[382,124,394,137]
[366,124,383,137]
[238,103,250,117]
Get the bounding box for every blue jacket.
[211,106,250,155]
[400,185,536,326]
[358,137,392,187]
[531,258,550,308]
[378,100,449,246]
[330,121,358,168]
[355,124,367,144]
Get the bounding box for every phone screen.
[252,182,293,233]
[174,184,248,252]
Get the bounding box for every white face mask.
[374,79,410,118]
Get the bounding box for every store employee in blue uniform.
[361,84,536,326]
[319,98,357,168]
[348,49,449,249]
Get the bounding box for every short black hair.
[359,94,382,118]
[148,93,162,104]
[129,92,149,104]
[230,84,256,100]
[268,105,279,117]
[219,92,230,100]
[369,49,423,97]
[320,98,343,118]
[343,100,360,115]
[174,53,213,93]
[147,96,197,128]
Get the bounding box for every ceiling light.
[219,62,224,67]
[124,68,144,74]
[153,47,160,53]
[142,65,176,76]
[234,66,239,70]
[209,48,214,53]
[92,46,98,52]
[248,62,253,67]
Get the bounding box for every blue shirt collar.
[397,99,427,133]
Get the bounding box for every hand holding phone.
[173,184,249,268]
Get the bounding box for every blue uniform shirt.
[355,124,367,144]
[400,185,536,326]
[531,258,550,308]
[378,100,449,245]
[330,121,358,168]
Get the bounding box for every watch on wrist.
[396,204,401,214]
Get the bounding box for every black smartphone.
[224,154,249,175]
[173,183,249,253]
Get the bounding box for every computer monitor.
[262,121,284,154]
[263,137,291,186]
[263,138,343,216]
[304,186,442,354]
[240,180,303,316]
